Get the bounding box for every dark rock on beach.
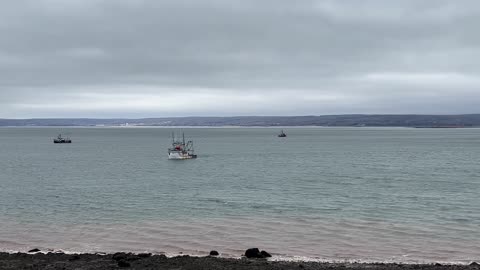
[245,248,272,258]
[0,252,477,270]
[117,259,131,267]
[112,252,127,261]
[209,250,219,256]
[126,255,141,261]
[137,253,152,258]
[245,248,262,258]
[68,254,81,261]
[260,250,272,258]
[112,252,143,262]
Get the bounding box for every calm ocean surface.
[0,127,479,263]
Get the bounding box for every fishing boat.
[53,134,72,143]
[168,132,197,160]
[278,130,287,137]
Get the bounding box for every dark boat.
[278,130,287,137]
[53,134,72,144]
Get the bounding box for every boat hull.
[53,140,72,143]
[168,151,197,160]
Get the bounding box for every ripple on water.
[0,127,479,263]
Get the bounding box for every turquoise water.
[0,127,479,263]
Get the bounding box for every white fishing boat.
[168,132,197,160]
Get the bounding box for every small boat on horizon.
[168,132,197,160]
[53,134,72,144]
[278,130,287,137]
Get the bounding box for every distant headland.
[1,114,480,127]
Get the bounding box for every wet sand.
[0,252,478,270]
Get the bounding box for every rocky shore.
[0,251,478,270]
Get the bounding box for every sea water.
[0,127,479,263]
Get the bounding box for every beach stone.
[68,255,80,261]
[117,259,131,268]
[471,262,479,267]
[126,254,141,261]
[260,250,272,258]
[245,248,262,258]
[209,250,219,256]
[112,252,127,261]
[137,253,152,258]
[28,248,40,253]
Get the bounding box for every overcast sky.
[1,0,479,118]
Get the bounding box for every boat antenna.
[182,132,185,145]
[172,132,175,144]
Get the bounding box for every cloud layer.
[1,0,480,118]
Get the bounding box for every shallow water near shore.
[0,127,479,264]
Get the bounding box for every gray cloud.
[1,0,480,118]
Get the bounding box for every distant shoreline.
[0,125,477,129]
[2,114,480,127]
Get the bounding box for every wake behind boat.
[168,133,197,160]
[53,134,72,144]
